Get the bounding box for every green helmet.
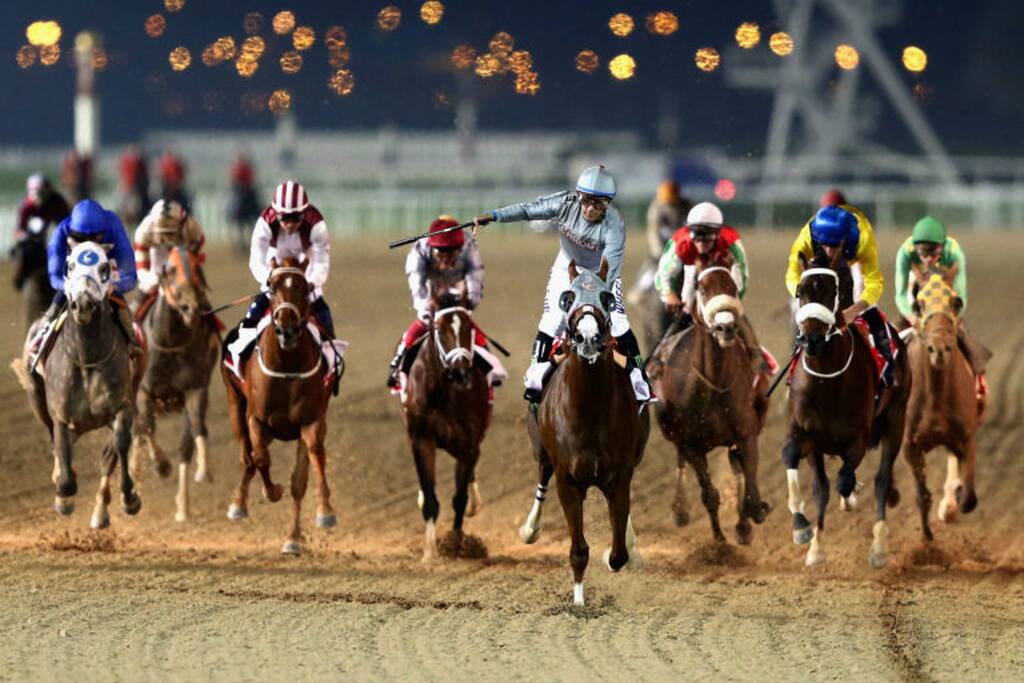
[912,215,946,244]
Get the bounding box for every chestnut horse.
[519,260,649,606]
[784,249,910,568]
[901,271,985,539]
[401,285,490,560]
[221,258,336,555]
[649,261,771,545]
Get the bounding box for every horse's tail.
[10,358,31,391]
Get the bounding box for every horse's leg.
[225,384,254,519]
[114,407,141,516]
[938,451,961,523]
[904,442,933,541]
[955,436,979,515]
[451,456,476,537]
[782,434,813,545]
[555,474,589,606]
[248,416,283,503]
[871,426,901,569]
[411,436,440,561]
[303,420,335,529]
[282,440,310,555]
[136,389,171,479]
[734,436,770,525]
[173,411,194,523]
[466,469,483,518]
[519,457,554,544]
[603,472,641,571]
[671,449,690,527]
[52,421,77,516]
[727,446,752,545]
[687,449,725,543]
[185,387,212,483]
[91,440,117,530]
[806,451,829,566]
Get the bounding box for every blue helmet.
[810,206,859,259]
[69,199,109,237]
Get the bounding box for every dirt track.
[1,231,1022,681]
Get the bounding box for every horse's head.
[431,305,475,387]
[267,257,310,350]
[561,259,615,364]
[160,246,205,326]
[694,257,743,347]
[915,272,962,370]
[795,248,843,357]
[65,242,112,325]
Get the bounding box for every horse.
[12,242,143,528]
[133,247,220,523]
[649,260,771,545]
[783,248,911,568]
[519,259,650,606]
[900,271,985,539]
[11,230,55,332]
[400,284,491,560]
[221,258,336,555]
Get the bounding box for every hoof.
[281,540,302,556]
[263,483,284,503]
[54,498,74,516]
[792,513,813,545]
[316,512,337,529]
[121,493,142,516]
[90,513,110,530]
[227,504,248,520]
[805,547,826,566]
[957,487,978,514]
[193,468,212,483]
[840,494,857,511]
[937,498,958,524]
[421,549,438,564]
[155,459,173,480]
[672,509,690,527]
[869,551,888,569]
[174,511,188,524]
[744,500,771,524]
[518,523,541,544]
[735,522,753,546]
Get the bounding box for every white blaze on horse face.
[450,313,461,340]
[577,312,599,340]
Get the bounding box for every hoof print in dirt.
[438,531,488,559]
[686,541,747,568]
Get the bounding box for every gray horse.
[13,242,142,527]
[133,246,220,523]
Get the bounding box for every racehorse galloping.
[519,260,649,606]
[901,271,985,539]
[14,242,143,528]
[784,249,910,568]
[649,260,771,545]
[12,231,55,332]
[134,247,220,523]
[401,283,491,560]
[221,258,336,555]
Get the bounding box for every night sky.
[5,1,1023,155]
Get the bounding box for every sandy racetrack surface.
[1,231,1022,681]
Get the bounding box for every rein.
[795,267,843,341]
[256,344,322,379]
[799,327,855,379]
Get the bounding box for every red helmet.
[819,189,847,208]
[272,180,309,213]
[426,216,463,248]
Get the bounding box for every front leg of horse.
[136,390,172,479]
[604,474,642,572]
[303,421,336,529]
[411,437,440,561]
[519,460,553,544]
[248,417,283,502]
[671,456,690,527]
[806,452,830,567]
[870,429,902,569]
[903,441,933,541]
[52,422,77,516]
[782,436,813,545]
[115,409,141,516]
[282,440,310,555]
[451,459,475,537]
[555,474,589,606]
[185,388,212,483]
[465,470,483,518]
[91,443,117,530]
[687,449,725,543]
[954,438,979,515]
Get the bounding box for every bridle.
[795,267,842,341]
[254,265,322,379]
[694,266,742,330]
[567,304,608,364]
[432,306,474,368]
[269,266,308,327]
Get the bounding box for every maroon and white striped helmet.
[271,180,309,214]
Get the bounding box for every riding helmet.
[575,165,617,199]
[911,215,947,245]
[819,188,847,208]
[426,216,464,249]
[686,201,724,228]
[272,180,309,213]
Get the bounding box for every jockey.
[32,199,140,358]
[231,181,332,351]
[386,216,504,390]
[17,173,70,243]
[133,199,207,316]
[646,179,692,261]
[472,165,653,404]
[894,215,989,375]
[785,203,895,385]
[653,201,767,371]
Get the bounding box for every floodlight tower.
[725,0,961,223]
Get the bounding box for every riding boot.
[614,329,655,404]
[387,338,406,389]
[523,331,555,403]
[311,297,335,339]
[861,307,895,388]
[241,292,270,328]
[29,293,66,371]
[738,313,771,374]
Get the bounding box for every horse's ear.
[953,296,964,314]
[269,257,279,270]
[597,257,609,282]
[568,260,579,281]
[912,298,922,316]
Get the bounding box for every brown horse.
[649,261,771,545]
[901,271,985,539]
[784,249,910,568]
[519,260,649,606]
[401,285,490,560]
[221,258,336,555]
[133,247,220,523]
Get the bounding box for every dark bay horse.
[784,249,910,567]
[13,242,143,528]
[649,262,771,545]
[901,272,985,539]
[401,286,491,561]
[133,247,220,523]
[520,260,649,606]
[221,258,336,555]
[12,231,55,332]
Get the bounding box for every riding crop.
[204,293,260,317]
[387,220,478,249]
[766,344,802,398]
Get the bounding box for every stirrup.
[386,366,401,389]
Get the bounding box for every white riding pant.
[537,250,631,339]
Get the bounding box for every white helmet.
[575,165,617,199]
[686,201,724,228]
[272,180,309,214]
[149,199,186,234]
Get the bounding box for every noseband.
[270,266,308,327]
[568,305,607,364]
[433,306,474,367]
[795,267,842,340]
[695,266,742,329]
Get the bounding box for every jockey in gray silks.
[473,165,654,404]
